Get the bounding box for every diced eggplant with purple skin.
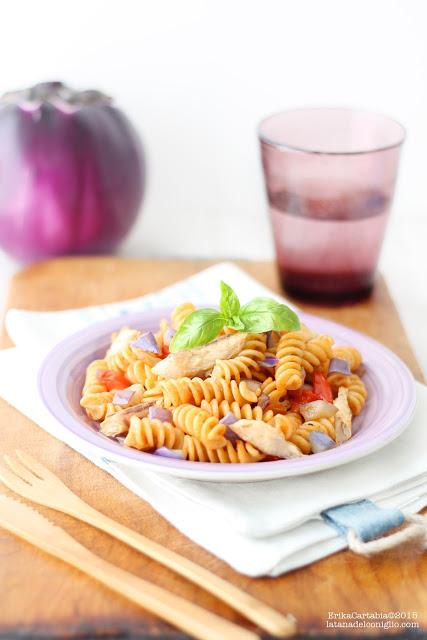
[309,431,337,453]
[152,332,247,379]
[229,419,304,459]
[334,387,352,443]
[148,406,173,422]
[131,331,160,354]
[328,357,351,376]
[154,447,185,460]
[241,378,262,393]
[100,401,155,437]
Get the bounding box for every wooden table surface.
[0,257,425,640]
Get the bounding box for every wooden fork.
[0,450,296,638]
[0,493,258,640]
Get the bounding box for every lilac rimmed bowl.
[38,309,416,482]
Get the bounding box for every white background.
[0,0,426,375]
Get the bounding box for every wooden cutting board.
[0,257,425,639]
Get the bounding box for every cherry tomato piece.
[312,371,333,403]
[97,369,130,390]
[288,388,323,412]
[162,344,170,357]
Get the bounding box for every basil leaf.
[226,315,245,331]
[169,309,226,352]
[239,297,300,333]
[219,281,240,318]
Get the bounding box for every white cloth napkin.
[1,262,426,577]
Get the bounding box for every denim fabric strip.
[322,499,405,542]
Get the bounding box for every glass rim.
[258,107,406,156]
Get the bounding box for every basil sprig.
[169,281,300,353]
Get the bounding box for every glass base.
[279,268,374,304]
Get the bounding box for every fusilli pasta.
[269,413,335,454]
[261,376,288,402]
[327,373,367,415]
[171,302,196,330]
[126,360,159,390]
[80,359,114,420]
[173,404,227,449]
[275,330,307,391]
[303,335,334,375]
[200,398,274,422]
[182,434,265,463]
[332,345,362,372]
[124,416,184,450]
[211,333,267,382]
[146,376,261,408]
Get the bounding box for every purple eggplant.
[0,81,144,261]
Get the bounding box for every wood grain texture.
[0,257,426,639]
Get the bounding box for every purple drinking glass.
[258,108,405,302]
